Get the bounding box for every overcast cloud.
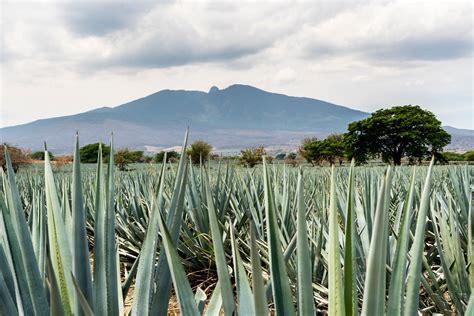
[1,0,472,128]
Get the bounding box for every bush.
[155,150,180,163]
[441,152,465,162]
[464,150,474,161]
[80,143,110,163]
[31,151,54,160]
[0,145,31,172]
[240,146,266,167]
[187,141,213,164]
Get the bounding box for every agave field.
[1,131,473,315]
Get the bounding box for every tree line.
[1,105,473,171]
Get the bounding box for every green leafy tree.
[298,137,318,163]
[344,105,451,165]
[301,135,347,165]
[80,143,110,163]
[155,150,180,163]
[187,140,212,164]
[319,134,347,165]
[464,150,474,161]
[31,151,54,160]
[240,146,266,167]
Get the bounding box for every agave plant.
[1,132,473,315]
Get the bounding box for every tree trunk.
[393,152,402,165]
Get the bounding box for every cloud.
[59,1,155,36]
[302,1,473,62]
[1,0,472,129]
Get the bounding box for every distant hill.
[1,84,471,154]
[0,84,369,153]
[443,126,474,152]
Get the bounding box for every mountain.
[0,84,369,153]
[443,126,474,151]
[1,84,471,154]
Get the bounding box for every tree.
[285,152,298,166]
[301,135,347,165]
[155,150,180,163]
[298,137,318,163]
[240,146,266,167]
[344,105,451,165]
[275,153,286,160]
[80,143,110,163]
[319,134,347,165]
[187,140,212,164]
[464,150,474,161]
[114,149,144,170]
[31,151,54,160]
[1,145,31,172]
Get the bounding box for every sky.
[1,0,473,129]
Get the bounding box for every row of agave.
[1,130,473,315]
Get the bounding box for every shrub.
[240,146,266,167]
[464,150,474,161]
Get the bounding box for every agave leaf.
[71,274,95,316]
[387,167,416,315]
[2,147,49,314]
[205,281,223,316]
[230,224,254,315]
[404,158,434,316]
[93,139,119,315]
[194,287,207,314]
[361,166,392,316]
[263,157,295,316]
[328,165,345,316]
[71,134,93,315]
[0,269,18,315]
[151,130,189,315]
[296,168,315,316]
[44,145,75,315]
[204,173,235,316]
[156,211,200,315]
[249,224,269,315]
[343,159,356,316]
[131,156,167,316]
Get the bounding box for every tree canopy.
[155,150,180,163]
[187,140,212,164]
[31,151,54,161]
[114,148,144,170]
[344,105,451,165]
[79,143,110,163]
[302,134,347,165]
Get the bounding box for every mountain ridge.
[1,84,472,153]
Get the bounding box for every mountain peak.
[209,86,219,94]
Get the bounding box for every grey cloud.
[60,2,156,36]
[307,33,472,62]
